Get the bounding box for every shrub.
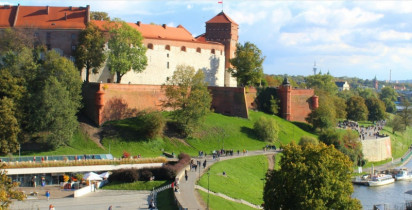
[109,169,139,183]
[253,116,279,142]
[140,169,153,181]
[122,151,130,158]
[139,111,166,139]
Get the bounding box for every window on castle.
[72,45,76,51]
[165,45,170,51]
[196,48,201,53]
[167,62,169,69]
[71,34,76,40]
[34,32,39,37]
[167,53,169,58]
[46,32,51,39]
[211,49,215,54]
[181,46,186,52]
[148,43,153,50]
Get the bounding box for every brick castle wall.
[82,83,248,125]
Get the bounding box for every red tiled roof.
[206,11,237,25]
[92,20,222,45]
[0,5,88,29]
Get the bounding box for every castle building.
[0,4,237,87]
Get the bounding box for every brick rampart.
[288,88,315,122]
[82,83,249,125]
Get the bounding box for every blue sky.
[6,0,412,81]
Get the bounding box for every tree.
[339,130,363,165]
[380,87,398,113]
[107,20,147,83]
[346,96,368,121]
[365,97,386,122]
[0,165,25,208]
[333,95,347,119]
[306,98,336,130]
[229,42,265,87]
[356,88,377,100]
[387,115,405,134]
[298,136,318,148]
[398,98,412,129]
[264,142,361,209]
[91,11,110,21]
[74,22,106,82]
[163,65,212,136]
[305,74,338,95]
[253,117,279,142]
[0,98,20,154]
[28,51,82,149]
[318,128,340,149]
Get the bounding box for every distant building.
[335,81,350,91]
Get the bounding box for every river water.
[352,160,412,209]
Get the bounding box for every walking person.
[185,170,188,181]
[45,190,50,201]
[203,159,207,169]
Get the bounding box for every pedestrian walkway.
[174,149,279,210]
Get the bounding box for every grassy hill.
[18,111,316,158]
[101,111,317,158]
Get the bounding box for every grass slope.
[102,111,317,158]
[157,188,179,210]
[198,190,257,210]
[198,155,268,205]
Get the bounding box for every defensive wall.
[361,137,392,162]
[82,83,248,125]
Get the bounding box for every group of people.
[338,120,387,140]
[189,159,207,172]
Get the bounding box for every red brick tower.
[279,77,292,121]
[205,11,238,87]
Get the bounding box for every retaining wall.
[362,137,392,162]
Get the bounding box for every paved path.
[175,149,279,210]
[11,190,151,210]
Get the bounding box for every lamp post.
[18,144,21,161]
[207,170,210,210]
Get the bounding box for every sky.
[5,0,412,81]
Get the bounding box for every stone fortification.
[361,137,392,162]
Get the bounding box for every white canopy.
[99,172,110,179]
[83,172,103,181]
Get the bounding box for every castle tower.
[279,77,292,121]
[205,11,238,87]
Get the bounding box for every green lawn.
[198,190,257,210]
[198,155,268,205]
[102,180,171,190]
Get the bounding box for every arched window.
[211,49,215,54]
[148,43,153,50]
[181,46,186,52]
[165,45,170,51]
[196,48,201,53]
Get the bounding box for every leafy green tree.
[318,128,340,149]
[339,130,363,165]
[306,97,336,130]
[305,74,338,95]
[0,28,37,53]
[163,65,212,136]
[333,95,347,119]
[107,20,147,83]
[365,97,386,122]
[229,42,265,87]
[0,164,25,208]
[298,136,318,148]
[387,115,405,134]
[91,11,110,21]
[379,87,398,113]
[398,98,412,129]
[253,117,279,142]
[382,98,397,113]
[356,88,377,99]
[264,142,361,210]
[28,51,82,149]
[346,96,368,121]
[75,22,106,82]
[0,98,20,154]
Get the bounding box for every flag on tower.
[218,1,223,3]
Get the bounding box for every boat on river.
[368,174,395,186]
[395,168,412,181]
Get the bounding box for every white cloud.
[167,22,175,27]
[377,30,412,41]
[187,4,192,9]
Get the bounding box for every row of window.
[147,43,217,54]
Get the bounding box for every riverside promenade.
[174,149,279,210]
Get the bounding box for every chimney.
[86,5,90,23]
[13,4,20,27]
[69,6,72,11]
[136,21,141,26]
[65,12,67,20]
[162,24,166,29]
[46,6,49,14]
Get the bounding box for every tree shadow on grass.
[291,121,315,134]
[240,126,261,141]
[101,117,149,142]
